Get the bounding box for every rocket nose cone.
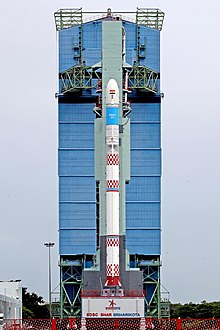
[106,78,119,92]
[106,79,119,105]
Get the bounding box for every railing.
[4,318,220,329]
[81,290,145,297]
[136,8,165,31]
[54,8,165,32]
[54,8,82,31]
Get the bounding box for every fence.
[4,318,220,329]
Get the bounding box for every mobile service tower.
[54,7,168,320]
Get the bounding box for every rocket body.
[105,79,121,288]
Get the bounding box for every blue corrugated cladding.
[58,21,103,255]
[58,103,96,255]
[124,22,160,71]
[58,20,161,256]
[82,20,102,66]
[59,27,81,72]
[124,21,161,255]
[126,103,161,255]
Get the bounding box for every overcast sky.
[0,0,220,305]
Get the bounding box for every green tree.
[211,302,220,318]
[195,302,213,318]
[22,306,34,319]
[22,288,49,319]
[170,301,220,318]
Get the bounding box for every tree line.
[170,301,220,318]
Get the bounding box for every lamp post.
[44,242,55,318]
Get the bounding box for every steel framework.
[136,8,165,31]
[60,65,101,94]
[54,8,82,31]
[128,65,159,93]
[59,257,84,317]
[54,8,165,31]
[60,65,158,94]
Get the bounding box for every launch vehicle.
[81,14,145,320]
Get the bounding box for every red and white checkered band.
[106,180,119,188]
[106,237,120,247]
[113,264,120,276]
[106,153,119,165]
[106,264,113,276]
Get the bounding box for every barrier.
[81,290,145,297]
[3,318,220,329]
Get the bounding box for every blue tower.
[54,8,167,319]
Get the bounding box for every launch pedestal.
[82,295,145,318]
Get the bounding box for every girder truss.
[60,66,101,93]
[142,263,161,317]
[60,65,158,94]
[60,258,83,317]
[127,65,159,93]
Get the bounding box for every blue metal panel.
[130,103,160,122]
[59,26,81,72]
[82,20,102,49]
[138,26,160,71]
[128,100,161,256]
[58,150,94,176]
[59,203,96,229]
[131,123,160,148]
[58,102,96,255]
[123,21,136,48]
[82,20,102,66]
[126,202,160,228]
[126,177,160,201]
[58,19,162,259]
[59,104,95,122]
[60,229,96,254]
[59,123,94,148]
[123,22,160,72]
[123,21,136,65]
[126,229,161,255]
[84,49,102,66]
[59,177,95,202]
[131,150,161,176]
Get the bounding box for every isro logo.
[105,300,121,311]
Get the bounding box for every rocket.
[104,78,122,288]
